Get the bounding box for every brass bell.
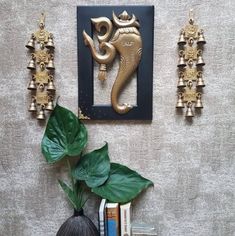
[46,59,55,70]
[195,93,203,108]
[28,100,37,112]
[196,55,205,66]
[197,31,206,44]
[195,98,203,108]
[196,49,205,66]
[27,79,37,90]
[37,107,45,120]
[47,80,56,91]
[185,103,194,117]
[177,76,186,88]
[27,58,36,70]
[178,31,186,45]
[177,56,186,67]
[46,100,54,111]
[25,38,35,50]
[46,37,55,49]
[176,97,184,108]
[176,93,184,108]
[196,76,205,87]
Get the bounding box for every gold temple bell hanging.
[176,9,206,118]
[26,13,56,120]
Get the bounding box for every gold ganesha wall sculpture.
[83,11,142,114]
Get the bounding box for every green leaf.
[58,179,80,210]
[41,104,87,163]
[72,143,110,188]
[92,163,153,203]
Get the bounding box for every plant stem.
[66,158,86,210]
[77,183,83,207]
[66,158,76,195]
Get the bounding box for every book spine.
[120,203,131,236]
[99,220,105,236]
[106,204,120,236]
[99,199,107,236]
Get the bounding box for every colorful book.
[106,203,120,236]
[99,199,107,236]
[120,202,131,236]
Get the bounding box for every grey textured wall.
[0,0,235,235]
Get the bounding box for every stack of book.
[99,199,132,236]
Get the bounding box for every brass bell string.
[176,9,206,118]
[26,13,56,120]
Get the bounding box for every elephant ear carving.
[110,30,120,43]
[136,48,142,58]
[119,55,126,72]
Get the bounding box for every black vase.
[56,209,99,236]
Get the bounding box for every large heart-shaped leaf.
[72,143,110,188]
[92,163,153,203]
[41,104,87,163]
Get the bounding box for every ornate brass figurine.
[83,11,142,114]
[176,10,206,118]
[26,13,56,120]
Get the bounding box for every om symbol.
[83,11,142,114]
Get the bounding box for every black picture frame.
[77,6,154,120]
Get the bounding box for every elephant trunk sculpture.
[83,11,142,115]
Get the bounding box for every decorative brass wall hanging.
[77,6,154,120]
[176,10,206,118]
[26,13,55,120]
[83,11,142,115]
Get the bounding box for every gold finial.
[119,11,131,20]
[189,9,194,24]
[39,13,45,28]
